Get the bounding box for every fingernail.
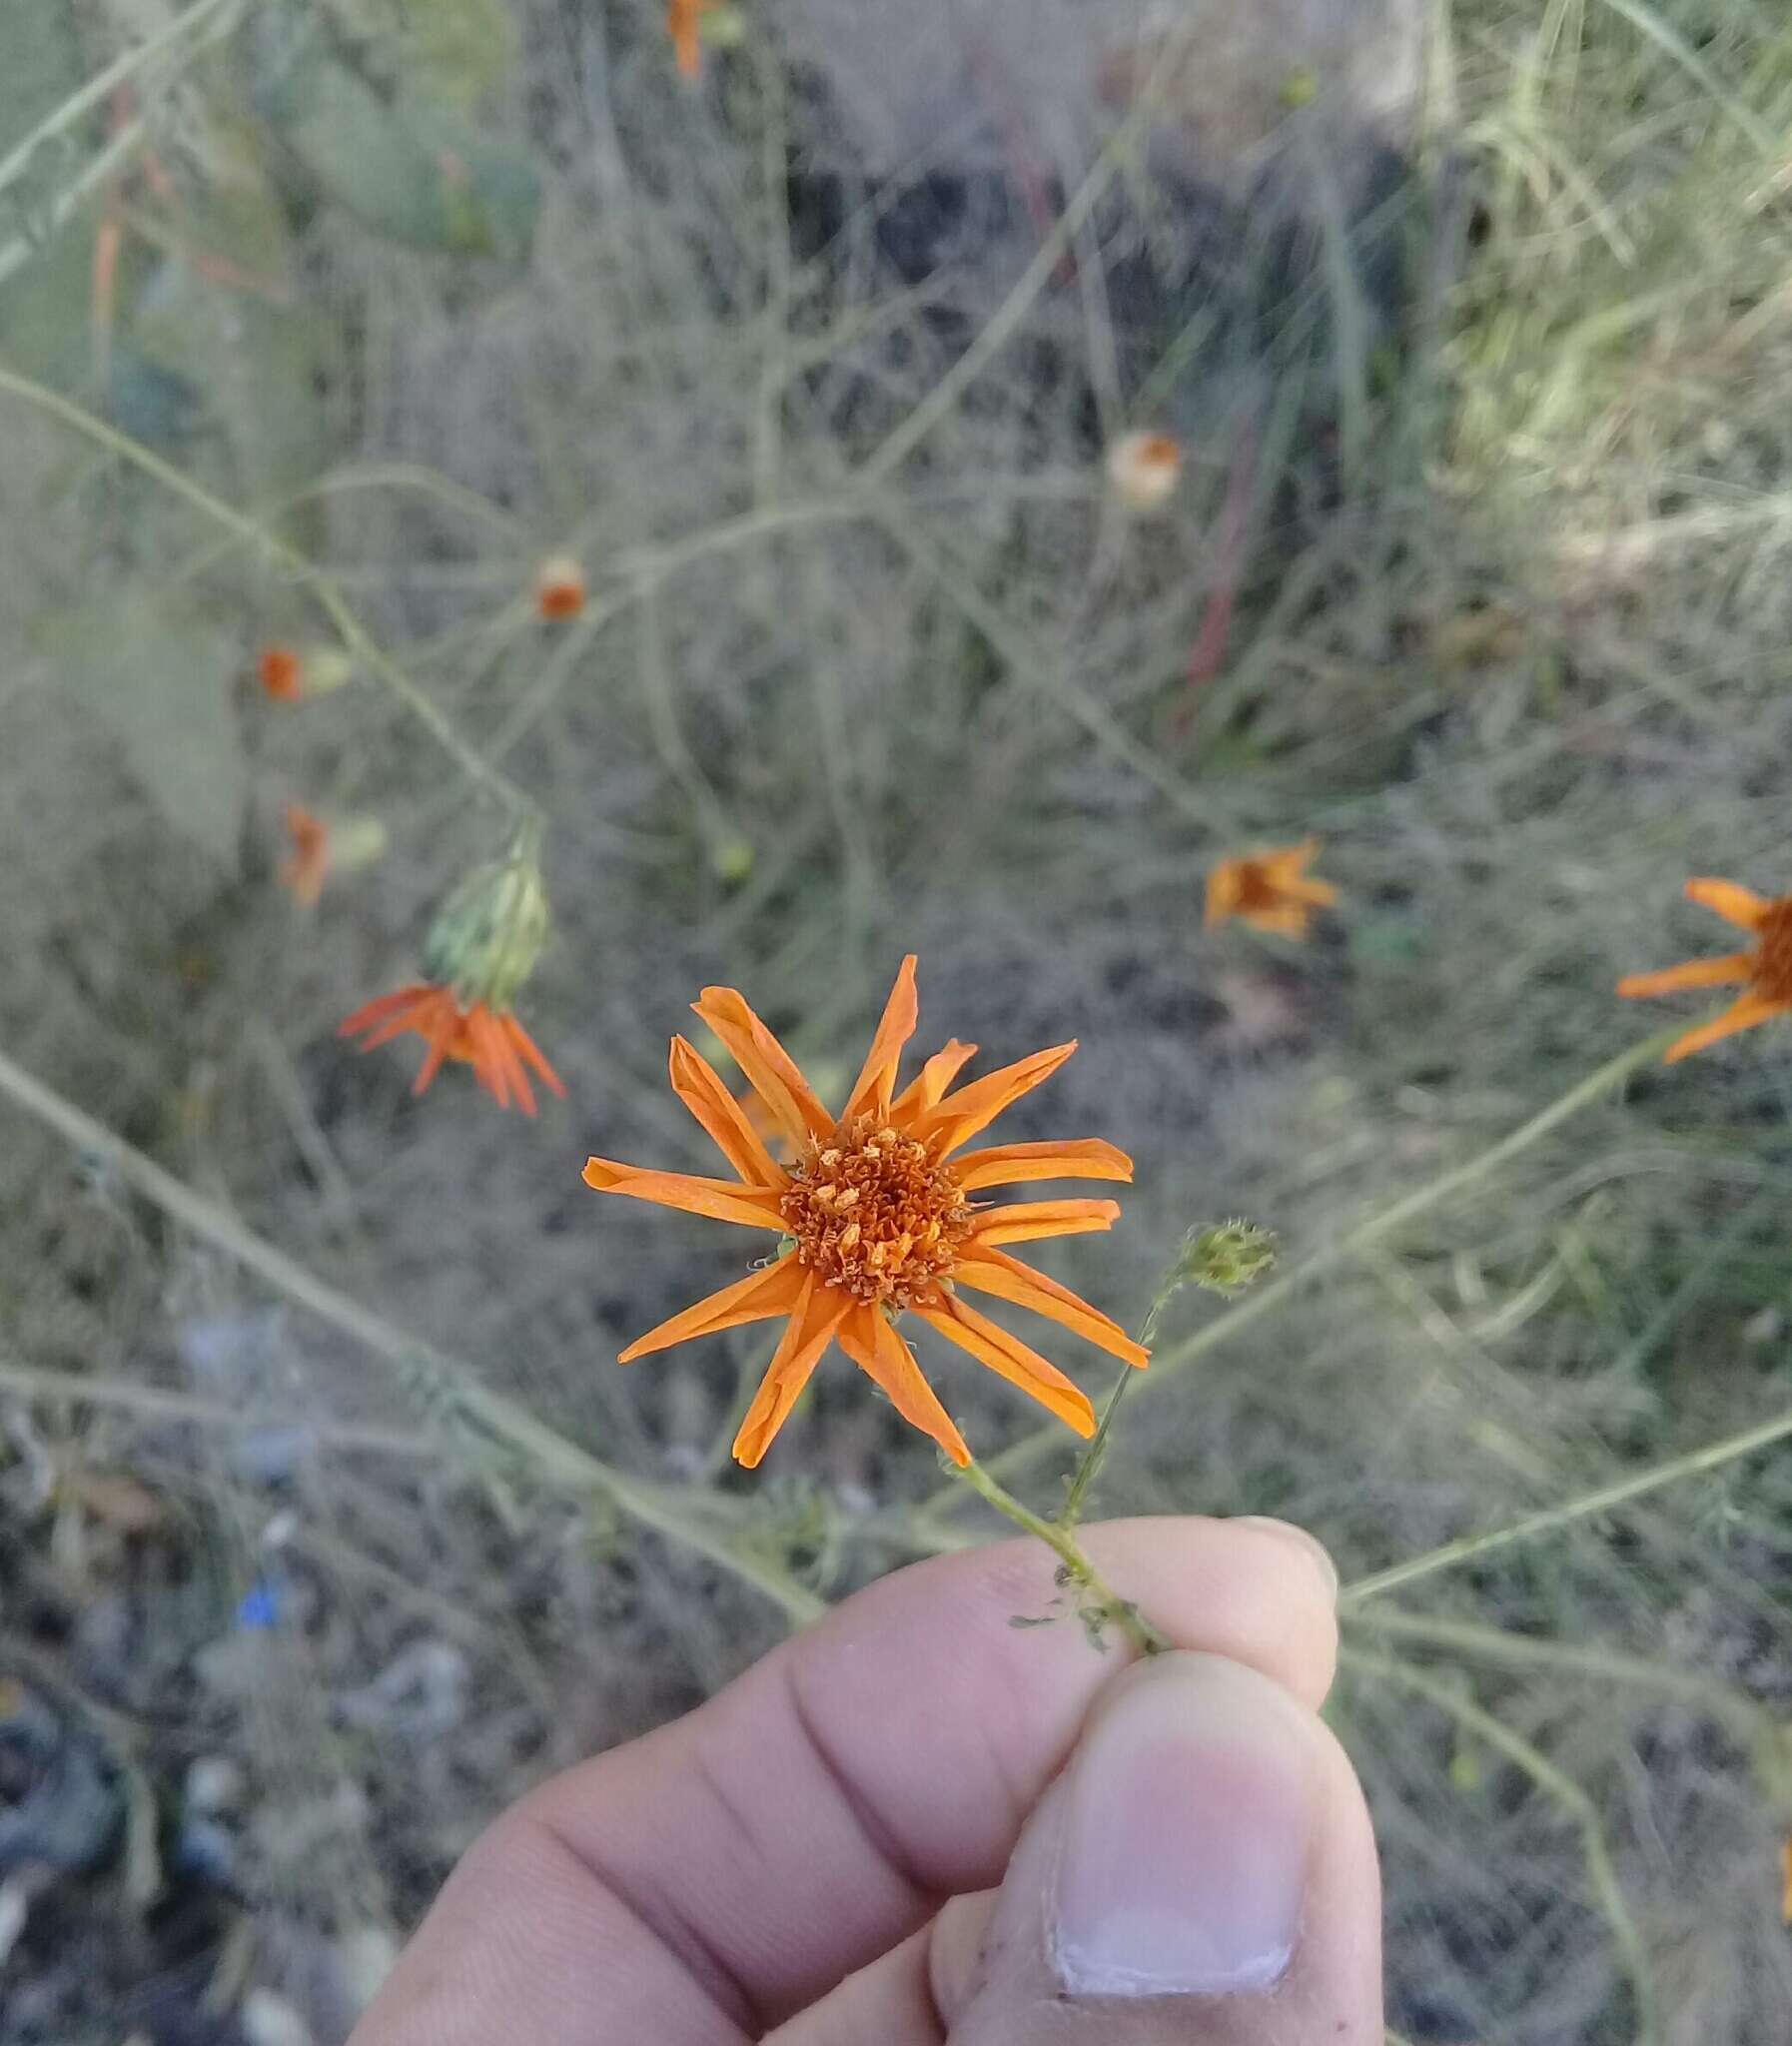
[1234,1516,1340,1604]
[1050,1653,1317,1998]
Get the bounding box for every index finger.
[353,1516,1338,2046]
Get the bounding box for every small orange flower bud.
[1106,430,1182,512]
[279,806,386,908]
[534,553,587,621]
[259,645,304,701]
[258,644,354,702]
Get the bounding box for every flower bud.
[421,826,550,1011]
[1180,1219,1278,1296]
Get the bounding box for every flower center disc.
[781,1114,975,1308]
[1757,902,1792,1002]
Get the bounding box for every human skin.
[350,1515,1380,2044]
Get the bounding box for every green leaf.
[328,0,519,108]
[43,587,248,868]
[255,36,540,259]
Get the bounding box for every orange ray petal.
[619,1255,807,1362]
[841,955,920,1123]
[473,1005,532,1114]
[1662,991,1789,1064]
[581,1159,790,1230]
[972,1198,1122,1246]
[836,1303,971,1466]
[732,1276,849,1467]
[953,1246,1149,1367]
[913,1041,1078,1156]
[1277,875,1339,908]
[1684,878,1771,931]
[1261,837,1323,882]
[951,1138,1134,1193]
[506,1015,567,1099]
[340,986,434,1040]
[1204,865,1246,928]
[412,1000,461,1090]
[1616,952,1755,998]
[669,1035,785,1187]
[914,1297,1096,1439]
[691,986,833,1146]
[891,1039,978,1122]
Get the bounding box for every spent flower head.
[338,825,562,1114]
[1181,1219,1278,1296]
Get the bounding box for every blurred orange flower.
[1106,429,1182,512]
[1205,839,1338,939]
[533,553,586,621]
[583,956,1147,1468]
[1617,878,1792,1063]
[259,645,303,701]
[667,0,718,76]
[340,984,565,1115]
[280,804,330,908]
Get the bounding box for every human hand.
[349,1516,1379,2043]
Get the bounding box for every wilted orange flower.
[340,985,565,1115]
[583,957,1147,1468]
[1617,878,1792,1063]
[280,803,330,908]
[533,552,586,621]
[668,0,719,76]
[1106,429,1182,512]
[1205,839,1338,939]
[259,645,303,701]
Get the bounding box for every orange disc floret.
[581,956,1148,1470]
[259,645,303,701]
[1618,877,1792,1062]
[340,984,565,1115]
[1205,838,1338,939]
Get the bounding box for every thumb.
[938,1650,1382,2044]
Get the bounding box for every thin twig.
[0,1044,824,1626]
[948,1028,1681,1504]
[1340,1397,1792,1606]
[1344,1644,1657,2042]
[0,368,532,820]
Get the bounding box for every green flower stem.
[937,1025,1683,1509]
[953,1458,1167,1656]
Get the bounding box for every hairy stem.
[954,1459,1165,1656]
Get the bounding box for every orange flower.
[533,553,586,621]
[1617,878,1792,1063]
[1205,838,1338,939]
[340,985,565,1115]
[280,803,330,908]
[667,0,719,76]
[259,645,303,701]
[583,957,1147,1468]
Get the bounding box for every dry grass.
[3,1,1792,2039]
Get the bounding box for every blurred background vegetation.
[3,1,1792,2040]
